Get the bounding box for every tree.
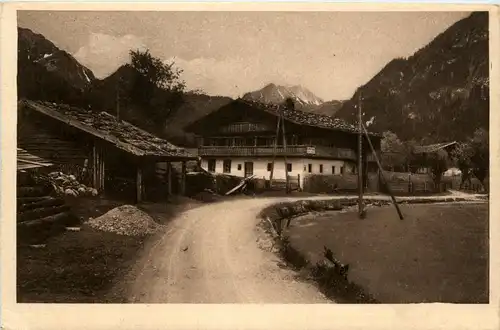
[380,131,408,171]
[127,49,186,128]
[381,131,404,153]
[451,142,474,188]
[130,49,185,91]
[469,128,489,186]
[451,128,489,190]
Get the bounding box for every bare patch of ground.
[16,196,202,303]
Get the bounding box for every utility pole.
[281,107,290,194]
[269,114,281,188]
[358,93,364,218]
[361,122,404,220]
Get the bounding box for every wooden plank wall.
[18,119,89,166]
[92,143,106,191]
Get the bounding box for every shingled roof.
[238,99,382,137]
[413,141,458,154]
[20,100,195,159]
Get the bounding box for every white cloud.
[74,32,146,78]
[167,56,304,98]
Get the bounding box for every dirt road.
[126,194,486,303]
[127,197,331,303]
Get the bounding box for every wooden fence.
[302,171,485,195]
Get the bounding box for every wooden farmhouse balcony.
[198,145,378,161]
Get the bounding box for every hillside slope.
[336,12,489,143]
[18,27,96,105]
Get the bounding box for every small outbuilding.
[18,100,196,203]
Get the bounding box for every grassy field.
[286,202,489,303]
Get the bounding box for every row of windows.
[207,159,352,175]
[303,164,349,174]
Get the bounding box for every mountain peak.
[18,26,96,90]
[243,83,324,108]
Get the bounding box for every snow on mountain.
[242,83,324,108]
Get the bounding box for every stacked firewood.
[41,171,98,197]
[17,182,78,244]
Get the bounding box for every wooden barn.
[18,100,196,203]
[412,141,458,174]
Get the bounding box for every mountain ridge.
[335,12,489,144]
[17,12,489,149]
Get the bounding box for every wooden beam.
[180,161,187,196]
[167,162,172,195]
[361,122,404,220]
[92,144,98,189]
[136,163,143,203]
[17,158,53,167]
[358,94,363,218]
[100,147,105,191]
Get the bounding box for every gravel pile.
[86,205,164,237]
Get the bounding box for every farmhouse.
[18,100,196,202]
[413,141,458,174]
[185,98,382,190]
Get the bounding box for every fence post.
[408,173,412,194]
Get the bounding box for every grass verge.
[260,198,489,304]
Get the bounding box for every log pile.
[43,171,98,197]
[17,175,79,244]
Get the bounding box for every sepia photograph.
[11,7,491,308]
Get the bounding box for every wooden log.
[18,197,65,211]
[17,196,52,205]
[17,186,50,198]
[17,205,70,223]
[17,212,72,229]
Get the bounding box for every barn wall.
[17,112,91,166]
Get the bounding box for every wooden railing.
[198,146,311,157]
[197,145,377,161]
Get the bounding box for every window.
[208,159,216,173]
[267,163,273,172]
[308,164,312,173]
[223,160,231,173]
[319,164,323,173]
[303,165,307,171]
[237,164,242,171]
[332,166,336,174]
[340,166,345,174]
[287,163,292,172]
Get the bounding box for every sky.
[18,11,470,100]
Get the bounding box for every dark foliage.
[336,12,489,143]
